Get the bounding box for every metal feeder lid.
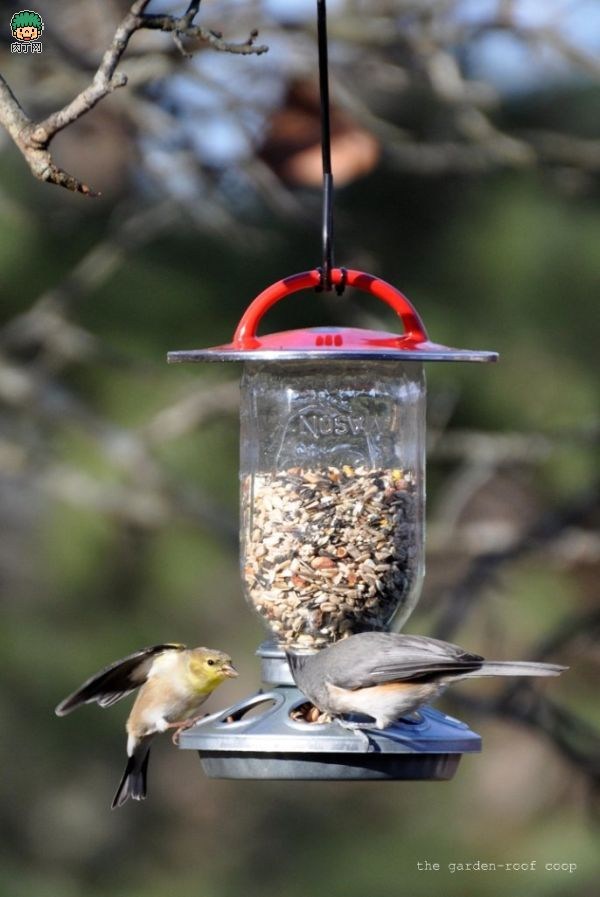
[168,268,498,365]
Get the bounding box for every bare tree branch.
[432,489,600,642]
[0,0,267,196]
[454,688,600,798]
[0,72,99,194]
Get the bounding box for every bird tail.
[451,661,567,681]
[111,744,150,809]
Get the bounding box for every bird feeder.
[167,0,496,780]
[167,267,496,779]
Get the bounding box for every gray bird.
[287,632,566,734]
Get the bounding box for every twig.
[140,9,267,57]
[0,350,237,542]
[0,0,150,195]
[0,0,267,195]
[454,689,600,796]
[142,381,240,445]
[432,489,600,641]
[528,609,600,664]
[0,200,177,373]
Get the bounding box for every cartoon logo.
[10,10,44,53]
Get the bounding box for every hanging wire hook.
[316,0,338,293]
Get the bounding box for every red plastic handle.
[233,268,428,346]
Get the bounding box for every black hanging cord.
[316,0,336,292]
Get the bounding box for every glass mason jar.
[240,359,426,650]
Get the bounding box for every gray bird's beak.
[222,663,238,678]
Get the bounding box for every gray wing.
[55,643,186,716]
[322,632,484,689]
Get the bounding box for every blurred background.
[0,1,599,895]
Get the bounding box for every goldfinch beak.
[222,663,238,678]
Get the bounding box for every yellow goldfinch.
[55,643,237,808]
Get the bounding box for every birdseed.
[242,465,419,648]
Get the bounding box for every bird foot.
[170,713,209,746]
[336,717,378,752]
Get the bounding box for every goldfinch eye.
[207,659,215,666]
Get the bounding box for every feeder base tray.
[178,684,481,782]
[198,750,462,781]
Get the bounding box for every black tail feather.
[111,747,150,809]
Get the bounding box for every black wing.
[55,643,185,716]
[322,633,485,689]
